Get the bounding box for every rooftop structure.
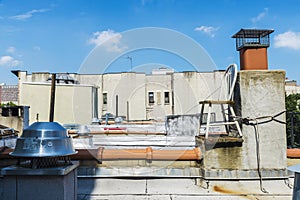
[285,79,300,95]
[232,28,274,70]
[0,85,18,105]
[232,29,274,50]
[12,70,224,124]
[151,67,174,75]
[47,73,79,84]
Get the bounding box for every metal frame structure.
[232,29,274,50]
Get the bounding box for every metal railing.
[287,112,300,148]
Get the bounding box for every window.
[92,88,99,118]
[148,92,154,104]
[164,91,170,104]
[103,92,107,105]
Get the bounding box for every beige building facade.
[13,68,224,125]
[285,79,300,95]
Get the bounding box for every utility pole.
[49,73,56,122]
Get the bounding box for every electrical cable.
[229,110,286,193]
[253,119,268,193]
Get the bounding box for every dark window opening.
[164,91,170,104]
[103,92,107,105]
[148,92,154,104]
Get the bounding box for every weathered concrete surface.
[0,116,23,133]
[200,70,287,179]
[76,178,292,200]
[0,174,293,199]
[238,70,286,168]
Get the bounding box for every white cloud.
[6,46,16,53]
[88,29,127,52]
[0,56,22,67]
[33,46,41,51]
[10,9,49,20]
[194,26,219,37]
[274,31,300,50]
[251,8,268,23]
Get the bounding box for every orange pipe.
[287,148,300,158]
[72,147,202,161]
[3,146,299,162]
[0,147,202,161]
[68,130,79,134]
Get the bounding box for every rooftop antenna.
[126,56,133,72]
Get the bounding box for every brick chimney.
[232,29,274,70]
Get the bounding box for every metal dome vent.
[10,122,77,168]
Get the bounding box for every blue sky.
[1,0,300,84]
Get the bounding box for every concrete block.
[237,70,287,170]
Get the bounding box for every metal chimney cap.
[10,122,77,158]
[21,122,67,138]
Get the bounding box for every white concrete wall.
[75,74,103,118]
[238,70,286,171]
[102,73,147,120]
[17,70,225,123]
[285,85,300,95]
[0,115,23,133]
[20,83,95,125]
[173,71,222,115]
[146,74,172,120]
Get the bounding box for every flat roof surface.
[77,178,293,199]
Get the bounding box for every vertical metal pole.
[105,113,109,125]
[171,73,175,115]
[126,56,132,72]
[130,58,132,72]
[127,101,129,122]
[116,95,119,117]
[49,74,56,122]
[291,112,295,148]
